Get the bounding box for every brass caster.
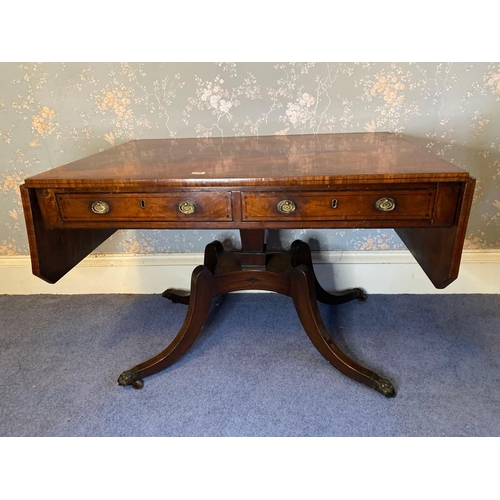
[373,377,396,398]
[162,289,176,300]
[162,288,190,304]
[132,379,144,390]
[118,368,142,388]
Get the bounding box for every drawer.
[241,190,436,221]
[56,192,233,222]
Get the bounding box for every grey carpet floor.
[1,293,499,436]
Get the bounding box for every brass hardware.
[277,199,297,214]
[375,197,396,212]
[374,377,396,398]
[178,201,196,215]
[331,199,338,209]
[140,200,146,209]
[91,201,110,214]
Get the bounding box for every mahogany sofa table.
[21,133,475,397]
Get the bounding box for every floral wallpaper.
[1,62,499,256]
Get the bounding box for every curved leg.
[290,264,396,397]
[118,265,215,388]
[290,240,366,304]
[163,241,224,305]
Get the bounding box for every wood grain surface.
[24,133,470,188]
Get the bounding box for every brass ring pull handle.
[277,199,297,214]
[91,201,110,214]
[375,197,396,212]
[178,201,196,215]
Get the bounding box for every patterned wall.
[1,62,499,256]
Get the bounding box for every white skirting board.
[0,250,499,295]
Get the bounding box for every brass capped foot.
[372,377,396,398]
[162,288,190,305]
[354,288,368,302]
[118,368,142,388]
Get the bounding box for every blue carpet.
[0,293,499,436]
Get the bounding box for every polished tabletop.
[25,133,470,188]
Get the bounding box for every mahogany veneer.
[21,133,475,397]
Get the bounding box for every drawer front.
[56,192,233,222]
[241,190,436,221]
